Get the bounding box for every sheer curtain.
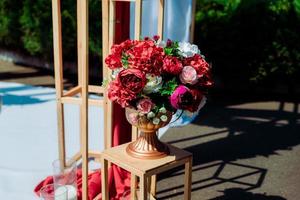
[130,0,193,42]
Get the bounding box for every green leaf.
[159,78,178,96]
[164,47,173,55]
[101,79,109,87]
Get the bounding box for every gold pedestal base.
[126,131,169,159]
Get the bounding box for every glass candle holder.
[40,184,67,200]
[52,159,77,200]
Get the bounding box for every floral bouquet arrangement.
[104,36,212,158]
[105,35,212,122]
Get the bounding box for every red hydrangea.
[105,40,137,70]
[127,40,164,75]
[108,80,136,108]
[163,56,183,75]
[105,54,122,69]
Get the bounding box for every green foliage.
[195,0,300,86]
[0,0,101,61]
[0,0,299,88]
[0,0,22,47]
[159,78,178,96]
[164,41,179,56]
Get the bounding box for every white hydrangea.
[178,42,201,58]
[143,74,163,94]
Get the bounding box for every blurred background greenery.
[0,0,299,93]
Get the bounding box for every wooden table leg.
[131,174,137,200]
[184,157,192,200]
[101,158,109,200]
[140,175,148,200]
[150,175,156,197]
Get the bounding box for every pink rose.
[128,113,139,125]
[179,66,198,85]
[137,98,155,114]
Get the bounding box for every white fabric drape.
[130,0,193,42]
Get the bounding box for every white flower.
[178,42,200,58]
[160,115,168,122]
[159,107,167,114]
[143,74,163,94]
[152,117,160,125]
[157,40,166,48]
[147,111,155,119]
[111,68,122,79]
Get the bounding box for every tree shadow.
[184,100,300,166]
[158,98,299,199]
[157,161,267,200]
[210,188,286,200]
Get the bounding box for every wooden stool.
[101,142,192,200]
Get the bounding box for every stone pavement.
[1,61,299,200]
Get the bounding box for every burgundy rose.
[108,80,136,107]
[117,68,146,93]
[137,98,155,114]
[162,56,183,75]
[170,85,204,112]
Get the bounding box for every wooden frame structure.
[51,0,196,200]
[101,143,192,200]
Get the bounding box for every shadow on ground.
[211,188,286,200]
[185,99,300,165]
[158,95,300,199]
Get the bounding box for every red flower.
[105,54,122,69]
[108,80,136,108]
[162,56,183,75]
[153,35,160,41]
[127,40,164,75]
[120,39,137,50]
[117,68,146,93]
[183,54,213,87]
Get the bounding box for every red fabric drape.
[107,3,132,199]
[35,3,131,200]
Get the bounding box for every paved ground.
[1,60,300,200]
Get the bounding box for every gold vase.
[125,108,172,159]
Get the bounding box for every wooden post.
[189,0,197,43]
[184,157,192,200]
[52,0,66,168]
[77,0,82,87]
[102,0,113,150]
[101,158,109,200]
[134,0,142,40]
[157,0,164,40]
[78,0,89,199]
